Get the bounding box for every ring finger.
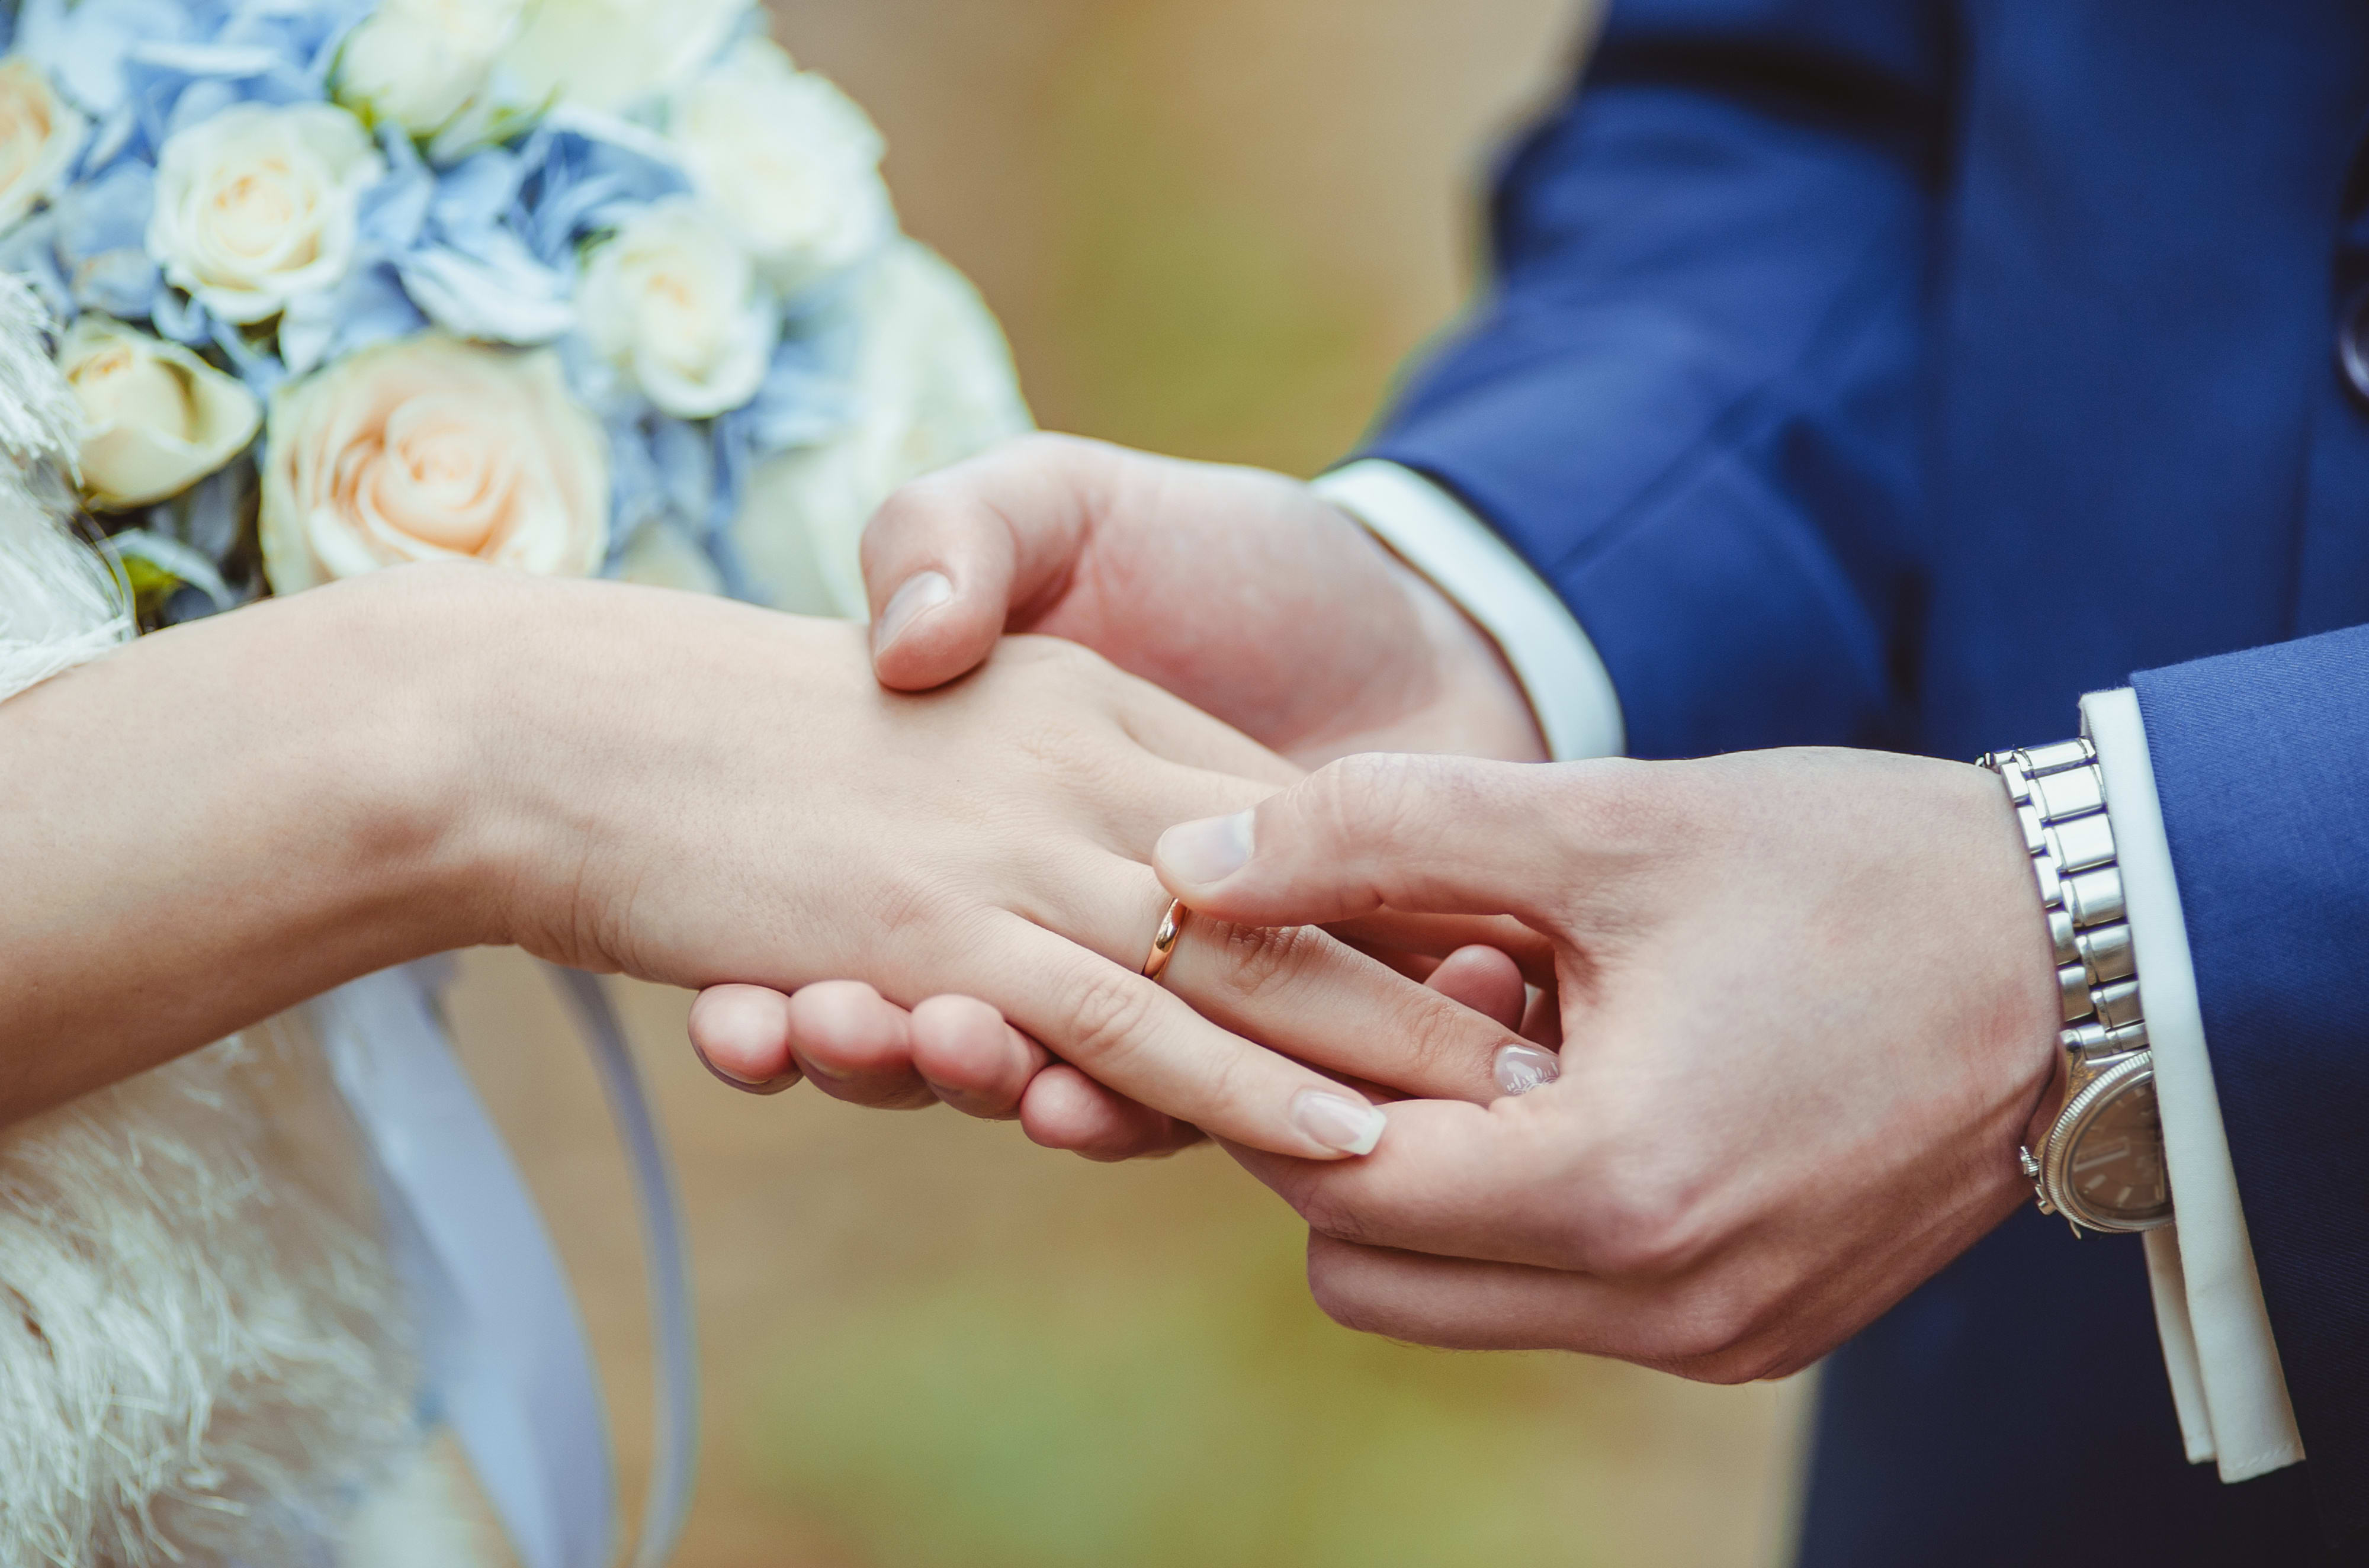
[1068,854,1520,1106]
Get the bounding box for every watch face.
[2057,1063,2174,1230]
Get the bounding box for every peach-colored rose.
[0,55,86,236]
[259,335,608,593]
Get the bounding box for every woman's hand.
[418,579,1379,1155]
[1150,749,2063,1378]
[0,561,1527,1149]
[686,939,1539,1160]
[460,567,1543,1160]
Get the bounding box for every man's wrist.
[1372,548,1550,763]
[1978,738,2172,1235]
[1958,760,2075,1145]
[1312,460,1620,761]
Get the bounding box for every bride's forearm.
[0,558,1510,1162]
[0,567,497,1120]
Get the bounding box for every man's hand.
[859,433,1548,766]
[1152,748,2065,1379]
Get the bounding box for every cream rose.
[668,40,894,294]
[577,197,775,419]
[259,335,609,593]
[57,316,261,510]
[733,240,1030,617]
[497,0,750,113]
[0,55,86,235]
[333,0,528,136]
[147,102,386,325]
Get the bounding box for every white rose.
[334,0,528,136]
[57,316,261,510]
[0,55,86,236]
[259,335,609,593]
[498,0,750,113]
[577,197,775,419]
[147,103,386,326]
[669,40,894,295]
[733,239,1031,617]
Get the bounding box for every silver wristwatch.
[1977,738,2173,1236]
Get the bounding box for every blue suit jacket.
[1363,1,2369,1560]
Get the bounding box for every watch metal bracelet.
[1976,737,2171,1233]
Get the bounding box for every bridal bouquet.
[0,0,1029,625]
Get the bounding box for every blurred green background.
[448,1,1813,1563]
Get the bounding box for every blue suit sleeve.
[2132,624,2369,1538]
[1364,0,1948,757]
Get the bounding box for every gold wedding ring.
[1142,897,1189,983]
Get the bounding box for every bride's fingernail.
[694,1047,801,1095]
[1292,1090,1386,1156]
[873,570,954,656]
[1494,1043,1562,1097]
[1157,810,1254,886]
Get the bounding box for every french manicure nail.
[1494,1043,1562,1097]
[1292,1089,1387,1156]
[873,570,954,656]
[1157,810,1254,886]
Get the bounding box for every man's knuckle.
[1573,1168,1710,1278]
[1305,753,1415,846]
[1304,1248,1388,1336]
[1645,1293,1770,1371]
[1295,1188,1378,1250]
[1009,429,1099,468]
[1703,1342,1797,1386]
[859,480,960,564]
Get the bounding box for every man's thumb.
[864,497,1014,690]
[1155,753,1567,926]
[862,436,1109,689]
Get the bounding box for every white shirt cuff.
[1314,460,1625,761]
[2082,686,2304,1482]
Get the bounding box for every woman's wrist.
[346,562,662,965]
[412,567,861,978]
[300,565,529,955]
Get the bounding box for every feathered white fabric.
[0,1029,418,1567]
[0,269,460,1566]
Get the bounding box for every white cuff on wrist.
[1314,460,1625,761]
[2083,686,2303,1480]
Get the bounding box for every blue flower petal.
[53,160,158,320]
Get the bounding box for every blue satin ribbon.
[312,963,699,1568]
